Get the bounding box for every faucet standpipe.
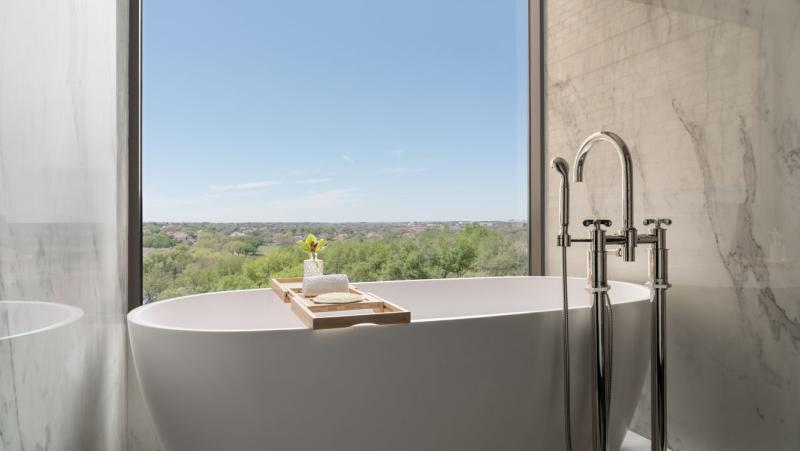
[581,218,614,451]
[641,218,671,451]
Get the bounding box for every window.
[142,0,530,303]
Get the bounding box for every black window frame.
[127,0,545,311]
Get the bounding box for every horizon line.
[143,219,529,224]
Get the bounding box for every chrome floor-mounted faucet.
[552,131,671,451]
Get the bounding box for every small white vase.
[304,258,324,278]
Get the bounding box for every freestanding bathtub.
[128,276,650,451]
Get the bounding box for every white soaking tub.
[128,276,650,451]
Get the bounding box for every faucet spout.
[574,131,637,261]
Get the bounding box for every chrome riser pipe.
[648,225,669,451]
[586,222,611,451]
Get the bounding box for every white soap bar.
[302,274,350,297]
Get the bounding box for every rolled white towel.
[302,274,350,297]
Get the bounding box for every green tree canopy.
[142,223,528,302]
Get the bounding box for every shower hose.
[559,243,573,451]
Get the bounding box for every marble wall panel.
[0,0,129,450]
[544,1,800,450]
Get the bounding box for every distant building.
[229,231,247,237]
[168,230,195,244]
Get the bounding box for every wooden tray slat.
[271,277,410,330]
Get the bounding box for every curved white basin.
[129,276,651,451]
[0,301,83,340]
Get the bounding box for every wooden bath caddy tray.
[270,277,411,330]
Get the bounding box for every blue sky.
[144,0,528,222]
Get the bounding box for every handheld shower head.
[551,156,574,451]
[551,157,570,228]
[552,156,569,178]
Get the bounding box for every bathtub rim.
[0,300,84,341]
[127,276,651,334]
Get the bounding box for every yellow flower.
[297,233,327,256]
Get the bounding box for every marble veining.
[0,0,129,450]
[674,103,800,353]
[546,0,800,449]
